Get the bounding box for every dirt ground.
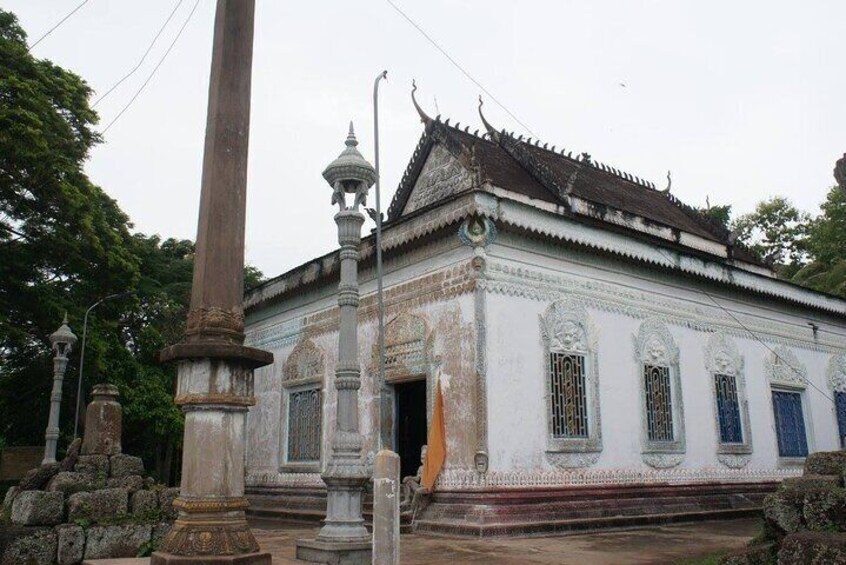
[250,517,761,565]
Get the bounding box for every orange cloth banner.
[421,378,446,491]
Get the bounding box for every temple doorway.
[394,379,427,479]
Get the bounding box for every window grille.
[287,388,321,462]
[644,365,674,442]
[714,373,743,444]
[772,390,808,458]
[549,352,588,438]
[837,392,846,449]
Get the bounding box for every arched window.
[540,299,601,468]
[827,352,846,448]
[281,338,324,469]
[766,346,810,460]
[704,332,752,467]
[634,318,685,468]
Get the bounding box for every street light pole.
[373,69,388,450]
[73,291,134,439]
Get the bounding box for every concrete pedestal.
[295,539,371,565]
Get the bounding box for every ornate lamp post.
[296,123,375,564]
[43,315,77,465]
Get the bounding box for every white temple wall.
[244,240,479,485]
[483,236,846,481]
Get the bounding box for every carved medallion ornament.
[458,215,498,248]
[283,338,324,383]
[765,346,807,388]
[827,352,846,393]
[718,454,752,469]
[642,453,684,469]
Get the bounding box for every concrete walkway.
[250,517,760,565]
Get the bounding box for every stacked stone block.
[0,385,179,565]
[721,451,846,564]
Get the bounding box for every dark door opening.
[395,379,427,479]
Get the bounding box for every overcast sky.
[7,1,846,277]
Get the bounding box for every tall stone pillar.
[152,1,272,564]
[296,124,375,564]
[43,316,77,465]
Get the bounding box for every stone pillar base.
[295,539,371,565]
[150,551,272,565]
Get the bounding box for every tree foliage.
[732,197,811,274]
[0,10,263,484]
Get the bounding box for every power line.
[28,0,91,52]
[101,0,201,135]
[383,0,537,138]
[92,0,186,109]
[652,246,836,404]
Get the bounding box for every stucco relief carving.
[642,453,684,469]
[634,318,679,366]
[283,338,324,384]
[765,346,807,388]
[382,312,431,383]
[540,299,602,466]
[705,332,753,460]
[404,145,476,215]
[827,353,846,393]
[634,318,686,463]
[718,454,752,469]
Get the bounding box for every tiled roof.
[387,117,761,265]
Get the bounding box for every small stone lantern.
[43,315,78,464]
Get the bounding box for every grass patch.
[675,554,726,565]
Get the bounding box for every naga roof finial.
[478,96,499,141]
[411,80,432,125]
[662,170,672,194]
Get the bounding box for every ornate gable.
[402,140,477,216]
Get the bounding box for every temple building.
[242,94,846,536]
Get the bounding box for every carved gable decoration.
[384,313,429,382]
[633,318,679,366]
[704,332,743,376]
[283,338,324,384]
[765,346,807,388]
[827,353,846,393]
[540,299,595,354]
[402,144,476,215]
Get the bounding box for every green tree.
[0,9,139,449]
[698,203,733,231]
[732,197,811,275]
[792,186,846,297]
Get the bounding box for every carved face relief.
[551,320,586,352]
[541,300,594,354]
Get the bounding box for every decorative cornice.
[481,261,846,354]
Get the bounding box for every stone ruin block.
[106,474,144,492]
[109,453,144,478]
[84,524,152,560]
[58,438,82,473]
[778,531,846,564]
[74,454,109,480]
[67,487,128,523]
[131,489,159,515]
[804,451,846,478]
[10,490,64,526]
[47,471,95,495]
[17,462,60,491]
[56,524,84,565]
[0,526,57,565]
[1,486,18,519]
[159,487,180,519]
